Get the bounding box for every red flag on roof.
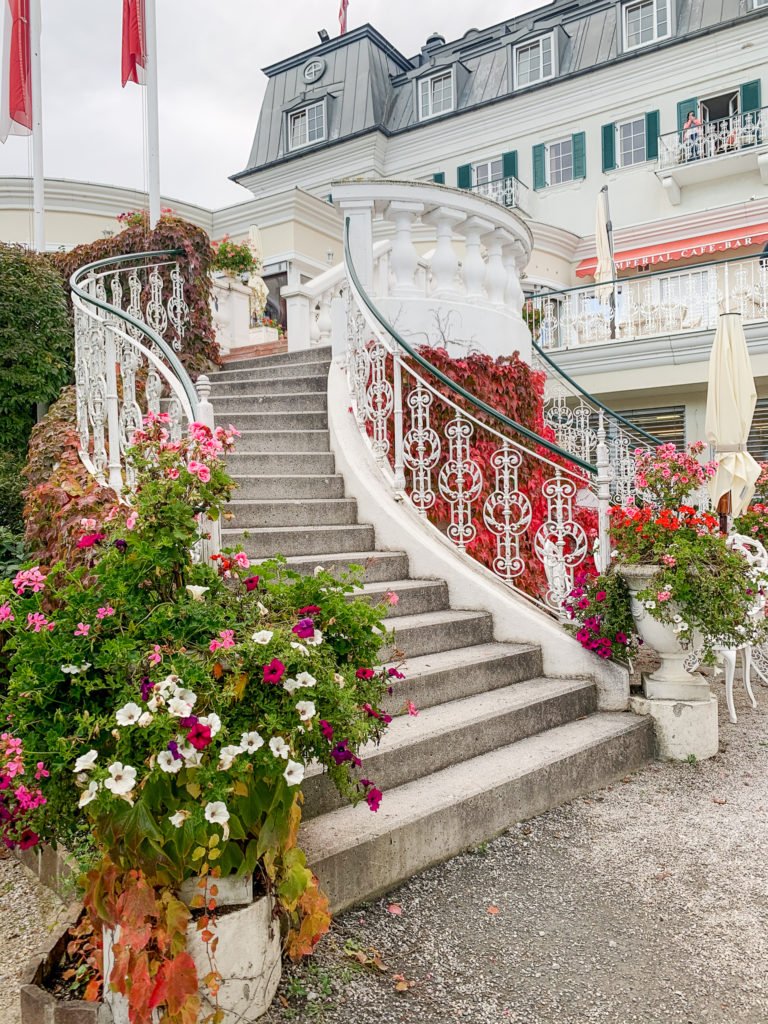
[339,0,349,35]
[121,0,146,87]
[0,0,32,143]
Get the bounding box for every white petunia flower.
[283,677,301,695]
[314,566,324,577]
[173,687,197,707]
[158,750,183,774]
[104,762,137,796]
[644,600,657,610]
[78,781,100,807]
[147,694,165,712]
[283,760,305,787]
[169,809,190,828]
[116,702,142,727]
[185,586,210,602]
[251,630,274,645]
[198,713,222,737]
[241,731,264,754]
[179,743,203,767]
[269,736,290,760]
[290,641,309,657]
[257,601,269,618]
[138,712,154,728]
[296,671,317,688]
[296,700,316,723]
[73,750,98,774]
[305,630,323,647]
[334,673,346,688]
[158,674,182,696]
[204,801,230,827]
[61,664,82,675]
[218,745,243,771]
[168,697,194,718]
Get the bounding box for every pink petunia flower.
[263,658,286,684]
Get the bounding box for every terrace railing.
[528,254,768,350]
[658,107,768,170]
[470,175,529,212]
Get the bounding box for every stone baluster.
[309,302,321,346]
[502,240,526,314]
[483,229,508,307]
[386,201,424,296]
[317,291,333,345]
[458,217,493,299]
[423,208,466,298]
[374,250,391,300]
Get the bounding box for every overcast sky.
[0,0,546,210]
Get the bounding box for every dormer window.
[623,0,670,50]
[288,101,326,150]
[418,70,454,120]
[514,35,554,88]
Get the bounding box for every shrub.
[0,450,25,533]
[0,526,27,580]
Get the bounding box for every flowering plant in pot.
[211,237,259,279]
[562,569,640,665]
[0,415,395,1024]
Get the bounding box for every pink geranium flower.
[148,645,163,666]
[126,511,138,531]
[74,623,91,637]
[384,591,399,606]
[657,590,672,602]
[27,613,54,633]
[209,629,235,653]
[96,606,115,620]
[0,604,14,623]
[187,460,211,484]
[166,467,180,480]
[234,552,250,569]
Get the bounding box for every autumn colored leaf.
[164,951,200,1016]
[84,977,102,1002]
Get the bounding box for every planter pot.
[103,879,281,1024]
[620,564,710,701]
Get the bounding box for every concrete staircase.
[209,345,654,911]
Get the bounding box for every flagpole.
[144,0,161,227]
[29,0,44,252]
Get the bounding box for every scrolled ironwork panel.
[403,385,440,514]
[482,444,532,581]
[438,415,483,549]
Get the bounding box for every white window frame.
[546,137,574,186]
[513,34,555,89]
[473,157,504,186]
[616,116,647,167]
[752,0,768,8]
[418,69,455,121]
[287,101,326,151]
[622,0,671,51]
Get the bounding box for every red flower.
[356,668,375,680]
[186,723,212,751]
[365,787,383,812]
[595,591,607,602]
[292,618,315,639]
[244,576,260,592]
[320,719,334,741]
[263,658,286,685]
[297,605,322,616]
[77,532,106,549]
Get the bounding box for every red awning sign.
[576,223,768,279]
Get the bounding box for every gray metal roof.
[234,0,763,180]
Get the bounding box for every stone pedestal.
[211,275,255,355]
[630,695,719,762]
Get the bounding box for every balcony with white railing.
[656,107,768,203]
[470,175,529,213]
[528,254,768,351]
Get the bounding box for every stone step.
[210,375,327,396]
[225,411,327,432]
[232,475,345,501]
[215,345,331,371]
[381,642,544,715]
[227,497,358,529]
[284,550,410,583]
[211,359,330,381]
[224,452,336,476]
[233,430,330,453]
[301,713,654,911]
[382,608,494,661]
[357,579,449,619]
[208,391,325,415]
[303,678,597,820]
[222,523,376,558]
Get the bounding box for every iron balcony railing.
[658,106,768,170]
[527,253,768,350]
[470,175,529,211]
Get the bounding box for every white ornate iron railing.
[528,254,768,350]
[470,175,529,212]
[342,219,615,613]
[658,106,768,170]
[70,249,220,556]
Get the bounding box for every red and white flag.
[0,0,32,143]
[121,0,146,87]
[339,0,349,35]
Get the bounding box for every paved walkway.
[3,680,766,1024]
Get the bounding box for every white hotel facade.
[2,0,768,451]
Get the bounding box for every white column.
[29,0,44,252]
[282,288,313,353]
[337,198,376,290]
[317,291,333,345]
[502,240,526,314]
[423,208,466,298]
[482,229,508,306]
[459,217,493,299]
[386,201,424,297]
[144,0,162,227]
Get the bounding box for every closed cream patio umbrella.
[705,312,761,518]
[595,185,616,336]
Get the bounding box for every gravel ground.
[2,679,766,1024]
[0,854,67,1024]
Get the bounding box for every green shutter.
[572,132,586,179]
[457,164,472,190]
[677,98,698,132]
[532,144,546,190]
[502,150,518,180]
[645,110,660,160]
[432,172,446,185]
[601,123,616,172]
[741,80,762,113]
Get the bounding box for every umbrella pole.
[717,491,732,534]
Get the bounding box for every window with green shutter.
[740,80,762,114]
[601,123,616,172]
[457,164,472,190]
[502,150,518,180]
[532,144,546,189]
[432,172,446,185]
[645,110,660,160]
[572,132,586,179]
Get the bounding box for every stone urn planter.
[620,563,718,762]
[103,875,281,1024]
